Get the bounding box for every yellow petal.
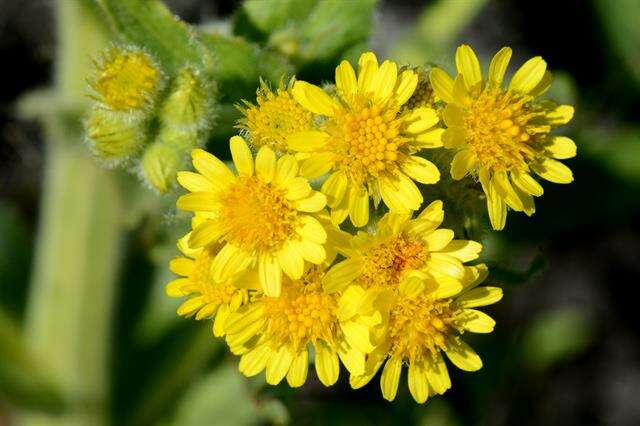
[442,103,465,127]
[545,104,574,126]
[274,154,298,185]
[545,136,577,159]
[456,286,503,308]
[379,173,423,213]
[492,172,524,212]
[486,181,507,231]
[393,69,418,106]
[450,149,476,180]
[225,304,265,336]
[212,303,229,336]
[229,135,254,177]
[298,215,327,244]
[487,47,512,86]
[259,254,282,297]
[424,353,451,395]
[509,56,547,94]
[286,349,309,388]
[296,191,326,213]
[337,341,365,376]
[530,70,553,96]
[445,338,482,371]
[321,171,348,208]
[210,243,252,282]
[531,158,574,184]
[176,192,218,212]
[169,257,193,276]
[426,253,465,280]
[511,171,543,197]
[427,275,463,299]
[195,302,218,320]
[460,309,496,333]
[239,344,272,377]
[429,68,454,104]
[349,188,370,227]
[292,81,337,116]
[401,156,440,184]
[266,346,293,385]
[188,220,222,248]
[414,128,444,148]
[287,130,330,152]
[297,240,326,264]
[335,60,357,96]
[177,296,205,316]
[440,240,482,262]
[323,258,364,293]
[165,278,191,297]
[451,74,471,105]
[455,44,482,89]
[314,342,339,386]
[330,193,350,225]
[285,177,312,200]
[357,54,378,95]
[380,356,402,401]
[176,171,215,192]
[408,361,429,403]
[191,148,234,182]
[255,146,276,183]
[277,242,304,280]
[441,127,467,149]
[371,60,398,102]
[418,200,444,223]
[299,152,334,178]
[424,228,454,251]
[341,321,375,354]
[403,107,439,134]
[337,284,366,320]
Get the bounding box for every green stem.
[20,1,118,425]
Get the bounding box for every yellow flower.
[224,266,367,387]
[176,136,328,297]
[322,200,482,293]
[288,52,444,227]
[430,45,576,230]
[89,46,162,113]
[165,229,251,337]
[401,67,439,113]
[237,78,315,152]
[350,263,502,403]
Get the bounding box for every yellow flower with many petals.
[237,78,315,152]
[322,200,482,293]
[430,45,576,230]
[350,264,502,403]
[288,52,444,227]
[176,136,328,297]
[165,230,251,337]
[224,266,368,387]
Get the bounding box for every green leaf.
[579,126,640,184]
[171,363,289,426]
[241,0,316,34]
[94,0,213,74]
[199,33,293,102]
[521,308,595,372]
[594,0,640,85]
[0,309,65,413]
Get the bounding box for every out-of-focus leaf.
[579,126,640,184]
[172,363,289,426]
[594,0,640,85]
[0,309,65,413]
[391,0,488,65]
[488,250,546,286]
[199,32,293,102]
[95,0,213,74]
[240,0,315,35]
[416,399,459,426]
[521,308,595,372]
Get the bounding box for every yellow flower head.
[176,136,328,297]
[165,229,250,337]
[89,46,162,112]
[237,78,315,152]
[322,200,482,293]
[288,52,444,227]
[350,264,502,404]
[401,67,439,113]
[224,266,366,387]
[430,45,576,230]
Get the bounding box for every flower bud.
[158,67,213,132]
[85,107,147,164]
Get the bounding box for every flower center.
[218,176,298,252]
[261,273,337,351]
[388,295,461,362]
[464,87,543,172]
[191,248,238,305]
[245,90,313,151]
[402,78,436,112]
[332,103,403,185]
[94,50,159,111]
[359,235,426,288]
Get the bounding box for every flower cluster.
[167,47,574,402]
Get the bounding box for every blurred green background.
[1,0,639,425]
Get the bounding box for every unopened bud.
[85,107,147,164]
[158,67,213,132]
